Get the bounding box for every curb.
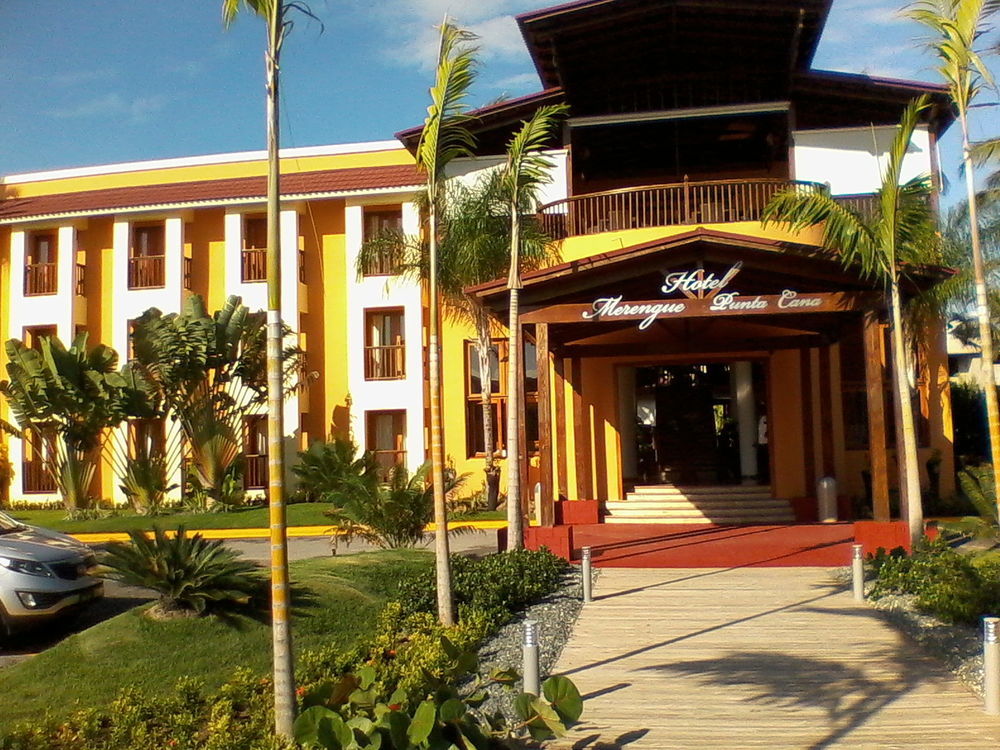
[70,519,509,544]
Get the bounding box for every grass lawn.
[0,550,432,727]
[7,505,505,534]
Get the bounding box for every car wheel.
[0,602,12,645]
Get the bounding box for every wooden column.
[570,357,592,500]
[554,357,569,500]
[800,348,816,493]
[863,312,891,520]
[517,334,529,529]
[819,345,836,477]
[536,324,555,526]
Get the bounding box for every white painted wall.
[6,225,82,502]
[345,197,426,473]
[792,125,934,195]
[445,149,570,207]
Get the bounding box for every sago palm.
[906,0,1000,522]
[414,19,478,626]
[499,104,568,550]
[763,97,936,545]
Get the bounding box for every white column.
[617,367,638,479]
[732,361,758,481]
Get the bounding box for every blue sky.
[0,0,996,201]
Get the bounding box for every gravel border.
[475,568,588,722]
[834,568,986,698]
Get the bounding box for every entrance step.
[606,484,794,524]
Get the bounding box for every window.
[364,308,405,380]
[366,410,406,479]
[241,215,267,282]
[129,224,165,288]
[128,417,166,460]
[244,415,268,490]
[25,231,58,296]
[22,325,57,352]
[464,340,539,458]
[361,206,403,276]
[22,427,56,494]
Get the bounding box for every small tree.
[763,98,938,545]
[499,104,568,550]
[1,333,130,509]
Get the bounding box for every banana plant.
[0,332,131,509]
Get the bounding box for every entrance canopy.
[470,228,948,357]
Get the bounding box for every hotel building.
[0,0,958,539]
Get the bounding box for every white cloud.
[47,68,119,87]
[490,72,539,91]
[51,93,168,123]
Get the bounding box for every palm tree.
[763,97,936,545]
[499,104,568,550]
[906,0,1000,522]
[414,20,478,626]
[220,2,317,735]
[357,175,558,511]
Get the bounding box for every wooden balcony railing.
[372,450,406,481]
[244,454,268,490]
[242,248,266,282]
[22,460,56,494]
[128,255,166,289]
[299,249,306,283]
[537,179,832,239]
[364,344,406,380]
[361,250,399,277]
[183,257,192,290]
[24,262,58,296]
[75,263,86,296]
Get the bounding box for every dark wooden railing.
[372,450,406,481]
[183,257,192,290]
[242,248,266,282]
[24,263,58,296]
[244,455,268,490]
[537,179,833,239]
[364,345,406,380]
[299,249,306,283]
[834,193,880,219]
[75,264,86,296]
[128,255,166,289]
[22,460,56,493]
[361,250,399,277]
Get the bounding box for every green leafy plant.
[100,526,264,616]
[0,332,134,509]
[325,463,463,550]
[0,441,13,509]
[294,438,379,501]
[941,464,1000,541]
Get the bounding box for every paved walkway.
[550,568,1000,749]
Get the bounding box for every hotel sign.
[574,262,833,330]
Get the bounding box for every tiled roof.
[0,163,422,221]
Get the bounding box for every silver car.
[0,510,103,638]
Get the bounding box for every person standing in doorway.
[756,409,769,484]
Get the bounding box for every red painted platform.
[569,523,856,568]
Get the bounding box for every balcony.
[364,344,406,381]
[24,262,58,296]
[242,248,266,283]
[128,254,165,289]
[22,460,56,494]
[75,264,86,296]
[537,179,874,240]
[244,454,268,490]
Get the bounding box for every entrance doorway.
[628,362,767,486]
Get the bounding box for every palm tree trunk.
[477,319,499,510]
[961,109,1000,523]
[263,2,295,737]
[427,206,455,625]
[889,277,924,545]
[506,204,524,550]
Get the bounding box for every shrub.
[325,463,463,549]
[293,438,379,501]
[868,538,997,624]
[940,464,1000,541]
[100,526,264,616]
[398,548,570,629]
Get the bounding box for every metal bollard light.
[523,619,541,696]
[985,617,1000,715]
[851,543,865,602]
[582,546,593,603]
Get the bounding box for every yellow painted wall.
[185,209,226,311]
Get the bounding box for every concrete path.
[550,568,1000,749]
